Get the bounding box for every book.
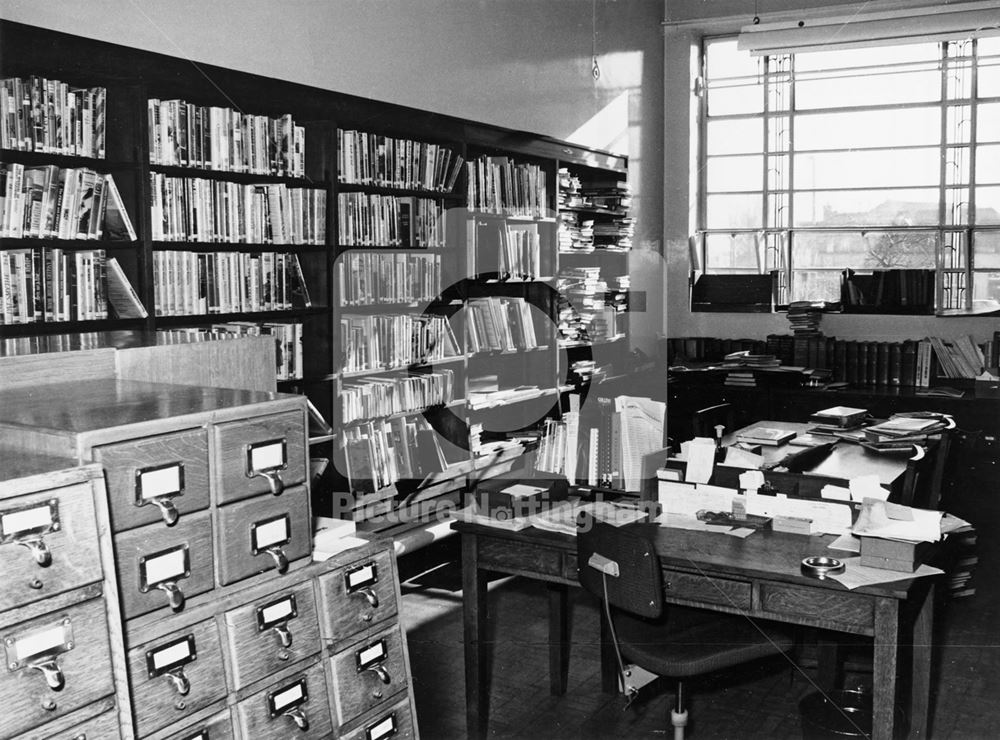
[810,406,867,428]
[736,426,796,446]
[105,256,147,318]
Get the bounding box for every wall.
[0,0,665,351]
[662,0,1000,344]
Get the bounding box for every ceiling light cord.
[592,0,601,80]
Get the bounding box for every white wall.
[1,0,665,351]
[662,0,1000,344]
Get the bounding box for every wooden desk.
[455,520,936,740]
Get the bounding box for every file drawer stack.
[0,454,124,739]
[0,378,312,738]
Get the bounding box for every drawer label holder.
[250,514,291,574]
[3,615,74,691]
[134,462,185,527]
[0,499,59,568]
[145,633,196,696]
[245,438,288,496]
[356,638,391,685]
[345,561,380,609]
[256,593,298,649]
[366,712,398,740]
[138,544,191,612]
[267,676,310,731]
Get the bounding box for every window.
[697,36,1000,313]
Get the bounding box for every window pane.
[793,231,936,269]
[972,271,1000,305]
[707,81,764,115]
[973,230,1000,268]
[705,119,763,155]
[979,37,1000,56]
[976,144,1000,183]
[978,187,1000,223]
[795,69,941,109]
[706,155,763,192]
[979,56,1000,97]
[705,193,762,228]
[793,189,940,226]
[977,103,1000,143]
[795,43,939,73]
[788,271,841,303]
[706,38,758,79]
[704,233,760,271]
[795,148,939,190]
[794,107,940,150]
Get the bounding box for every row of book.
[466,157,548,218]
[152,250,311,316]
[340,313,460,373]
[1,164,136,240]
[665,336,768,364]
[1,77,106,157]
[466,296,542,353]
[149,174,326,244]
[557,170,632,212]
[337,129,464,192]
[148,98,305,176]
[0,247,111,323]
[841,268,935,310]
[337,193,446,248]
[335,251,441,307]
[469,221,541,279]
[341,369,455,425]
[161,322,304,380]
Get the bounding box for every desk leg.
[873,598,901,740]
[463,533,489,740]
[547,583,570,695]
[816,630,843,692]
[909,584,935,738]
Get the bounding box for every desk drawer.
[0,482,102,612]
[760,583,872,630]
[150,709,234,740]
[224,580,321,689]
[42,706,120,739]
[317,550,398,644]
[94,429,210,532]
[663,569,752,611]
[213,412,306,505]
[0,597,114,740]
[340,698,416,740]
[215,488,310,586]
[128,619,227,737]
[478,538,565,580]
[233,662,333,740]
[329,626,408,726]
[115,511,214,619]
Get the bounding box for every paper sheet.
[616,395,666,491]
[853,499,943,542]
[723,446,764,470]
[727,527,756,538]
[828,533,861,552]
[821,484,852,502]
[658,481,738,517]
[850,474,890,502]
[656,513,713,531]
[685,437,717,484]
[827,556,943,590]
[745,492,853,534]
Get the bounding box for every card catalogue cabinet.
[0,454,123,739]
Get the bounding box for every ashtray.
[801,556,846,579]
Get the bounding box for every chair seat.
[616,605,796,678]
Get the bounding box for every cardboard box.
[859,536,932,572]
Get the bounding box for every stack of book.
[786,301,824,337]
[808,405,869,441]
[863,414,951,447]
[735,426,797,446]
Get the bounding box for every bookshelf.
[0,21,630,533]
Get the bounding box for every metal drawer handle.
[352,587,379,609]
[253,469,285,496]
[273,623,293,649]
[165,666,190,696]
[157,581,186,612]
[19,538,52,568]
[28,657,64,691]
[283,707,309,731]
[266,546,289,574]
[364,665,391,685]
[151,498,180,527]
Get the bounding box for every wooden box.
[316,550,399,644]
[212,411,307,504]
[233,661,333,740]
[328,626,409,726]
[859,536,933,572]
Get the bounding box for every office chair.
[577,517,796,739]
[692,402,735,442]
[899,428,953,509]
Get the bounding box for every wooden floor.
[399,481,1000,739]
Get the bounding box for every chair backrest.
[692,402,735,440]
[577,517,663,619]
[901,429,953,509]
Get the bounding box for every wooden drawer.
[479,537,564,579]
[128,619,228,737]
[147,709,234,740]
[93,429,210,532]
[212,411,306,505]
[340,698,416,740]
[0,482,102,612]
[215,488,310,586]
[663,569,752,611]
[114,511,214,619]
[42,706,121,739]
[223,580,321,689]
[329,626,408,726]
[316,550,398,643]
[0,597,114,740]
[760,583,873,630]
[233,661,333,740]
